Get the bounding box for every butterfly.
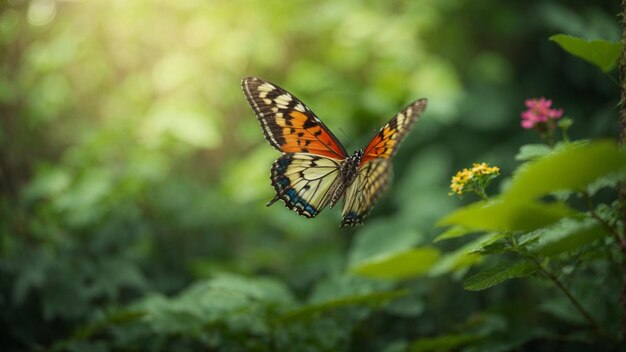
[242,77,427,227]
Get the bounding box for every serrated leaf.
[433,226,475,242]
[464,261,536,291]
[437,198,578,232]
[470,232,507,255]
[518,231,542,247]
[504,140,626,202]
[515,144,552,161]
[474,241,508,255]
[586,172,624,196]
[550,34,620,72]
[351,247,441,280]
[532,218,608,256]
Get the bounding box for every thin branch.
[581,191,622,244]
[527,255,607,337]
[505,233,607,337]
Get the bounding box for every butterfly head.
[343,149,364,181]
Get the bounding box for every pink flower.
[520,97,563,129]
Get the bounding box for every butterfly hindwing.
[341,158,391,227]
[269,153,342,218]
[360,98,428,165]
[242,77,348,160]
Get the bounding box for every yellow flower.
[449,162,500,199]
[449,168,473,195]
[471,162,500,176]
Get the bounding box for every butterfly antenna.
[338,127,349,139]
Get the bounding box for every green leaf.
[136,274,295,334]
[473,241,508,255]
[469,232,508,255]
[437,198,578,232]
[428,234,492,277]
[518,231,542,248]
[409,333,481,352]
[532,218,608,256]
[550,34,620,72]
[515,144,552,161]
[350,247,441,280]
[504,140,626,201]
[586,172,624,196]
[464,261,536,291]
[279,290,407,321]
[348,222,423,266]
[433,226,475,242]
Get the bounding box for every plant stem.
[541,127,555,147]
[526,254,606,336]
[581,191,621,244]
[504,232,605,335]
[617,0,626,341]
[475,189,488,201]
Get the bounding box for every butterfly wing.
[341,98,428,226]
[269,153,342,218]
[360,98,428,165]
[242,77,348,160]
[341,159,391,227]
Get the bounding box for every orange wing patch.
[361,98,427,165]
[242,77,348,160]
[277,111,347,158]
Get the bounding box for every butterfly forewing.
[242,77,348,160]
[360,98,428,165]
[269,153,342,218]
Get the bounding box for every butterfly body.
[330,149,363,208]
[242,77,427,227]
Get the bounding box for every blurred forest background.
[0,0,623,351]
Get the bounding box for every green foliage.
[409,333,480,352]
[503,140,626,201]
[514,144,552,161]
[137,274,294,335]
[350,247,441,280]
[428,234,491,276]
[280,289,407,322]
[437,199,578,232]
[550,34,620,72]
[532,218,608,256]
[435,127,623,348]
[463,261,536,291]
[433,226,474,242]
[1,0,623,351]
